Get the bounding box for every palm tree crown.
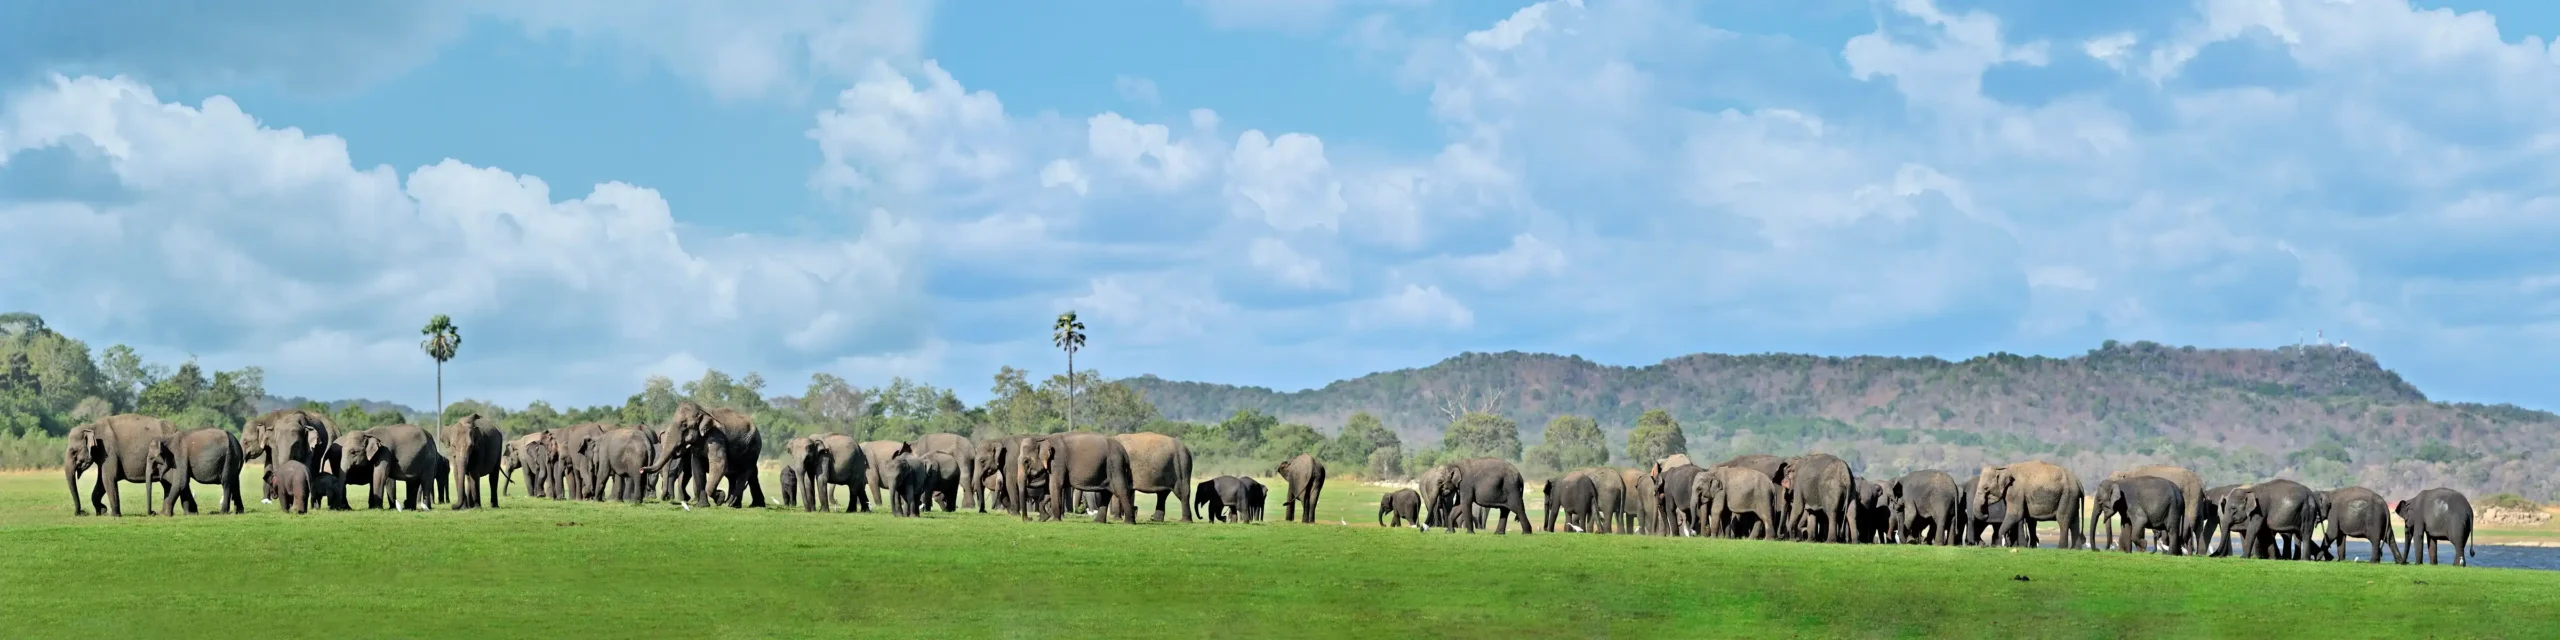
[1052,311,1086,430]
[421,314,461,427]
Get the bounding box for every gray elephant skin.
[1976,461,2084,549]
[2217,479,2315,559]
[647,402,766,508]
[1021,432,1136,524]
[441,414,504,509]
[1695,466,1783,539]
[340,424,446,511]
[1115,433,1195,522]
[795,433,872,513]
[1652,463,1704,536]
[145,427,246,516]
[2320,486,2402,564]
[890,451,962,517]
[1277,454,1325,524]
[268,460,313,514]
[64,414,178,516]
[1379,488,1423,530]
[1436,458,1533,535]
[1777,453,1860,543]
[1887,470,1960,546]
[1541,471,1598,533]
[907,433,978,510]
[241,409,333,504]
[2091,475,2186,554]
[2397,487,2476,566]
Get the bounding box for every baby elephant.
[891,452,960,517]
[313,471,351,511]
[269,460,314,514]
[1379,488,1423,531]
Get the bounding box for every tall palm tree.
[1051,311,1086,431]
[420,315,461,427]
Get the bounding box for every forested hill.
[1124,341,2560,499]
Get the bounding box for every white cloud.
[493,0,933,102]
[1451,233,1566,286]
[1114,75,1162,106]
[1226,130,1347,232]
[1362,284,1473,330]
[0,75,928,407]
[1085,112,1211,192]
[1247,237,1329,289]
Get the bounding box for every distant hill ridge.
[1123,341,2560,499]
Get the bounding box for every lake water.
[2062,538,2560,571]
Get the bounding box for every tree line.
[0,313,267,467]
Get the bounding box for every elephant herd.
[1383,451,2484,568]
[54,409,2487,567]
[59,407,1338,533]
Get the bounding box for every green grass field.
[4,468,2557,639]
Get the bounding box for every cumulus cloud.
[15,0,2560,409]
[0,75,929,407]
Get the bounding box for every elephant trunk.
[64,460,85,515]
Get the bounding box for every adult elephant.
[1888,470,1961,546]
[1976,461,2084,549]
[1278,454,1326,524]
[1777,454,1860,543]
[975,435,1035,515]
[1441,458,1533,535]
[1541,472,1599,533]
[2217,479,2316,559]
[240,409,333,504]
[2106,465,2203,551]
[797,433,871,513]
[440,414,505,509]
[145,427,245,516]
[64,414,177,516]
[2397,487,2477,566]
[1417,464,1462,530]
[2197,484,2241,556]
[1854,479,1892,543]
[860,440,908,508]
[653,424,690,502]
[1712,454,1785,480]
[647,402,766,508]
[1618,469,1655,535]
[907,433,978,510]
[504,433,555,499]
[1651,454,1694,475]
[325,432,378,508]
[548,423,611,501]
[1022,432,1135,523]
[1570,468,1624,533]
[890,451,962,517]
[1653,463,1705,536]
[1694,466,1782,539]
[2091,475,2187,554]
[1112,433,1194,522]
[341,424,446,511]
[587,426,660,504]
[2320,487,2403,564]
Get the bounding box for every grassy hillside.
[1125,341,2560,500]
[4,470,2556,639]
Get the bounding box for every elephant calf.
[270,460,313,515]
[778,468,800,508]
[314,472,350,511]
[1379,488,1423,530]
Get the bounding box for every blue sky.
[5,0,2560,413]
